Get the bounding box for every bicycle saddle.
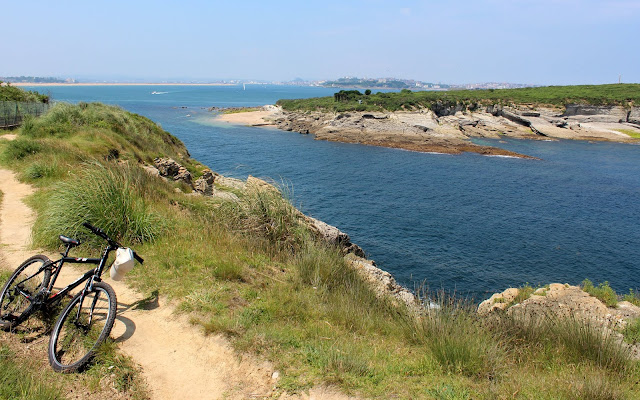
[59,235,81,247]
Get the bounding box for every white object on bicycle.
[110,247,135,281]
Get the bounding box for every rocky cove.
[216,103,640,158]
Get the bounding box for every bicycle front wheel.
[48,282,117,373]
[0,255,51,330]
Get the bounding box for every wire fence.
[0,101,50,129]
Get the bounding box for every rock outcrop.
[193,168,216,196]
[305,216,365,258]
[479,283,640,336]
[345,253,417,310]
[154,157,192,186]
[266,105,640,158]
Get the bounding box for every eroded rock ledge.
[217,104,640,158]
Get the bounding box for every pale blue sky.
[3,0,639,84]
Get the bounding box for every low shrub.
[1,138,41,160]
[582,279,618,307]
[623,289,640,307]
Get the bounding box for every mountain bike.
[0,222,143,372]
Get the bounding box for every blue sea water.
[28,85,640,298]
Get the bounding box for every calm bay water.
[29,85,640,298]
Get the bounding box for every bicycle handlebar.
[82,222,144,264]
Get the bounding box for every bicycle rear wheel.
[0,255,51,330]
[48,282,117,372]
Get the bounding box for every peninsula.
[215,84,640,158]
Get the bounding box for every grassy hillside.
[277,83,640,113]
[1,100,639,399]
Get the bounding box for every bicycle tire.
[48,282,117,373]
[0,255,52,330]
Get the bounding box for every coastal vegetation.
[277,83,640,113]
[0,82,49,103]
[1,90,639,398]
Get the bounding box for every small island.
[216,84,640,158]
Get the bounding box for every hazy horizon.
[3,1,639,86]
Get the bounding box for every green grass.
[32,162,165,248]
[0,346,63,400]
[2,101,638,399]
[222,107,261,114]
[277,83,640,113]
[623,318,640,345]
[616,129,640,139]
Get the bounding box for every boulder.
[174,166,192,186]
[154,157,181,177]
[628,107,640,125]
[194,168,216,196]
[153,157,192,186]
[477,288,520,315]
[216,176,246,191]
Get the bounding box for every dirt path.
[0,168,277,399]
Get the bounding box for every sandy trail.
[0,168,276,399]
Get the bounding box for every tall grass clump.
[497,310,631,372]
[218,180,310,251]
[33,162,164,248]
[404,294,504,378]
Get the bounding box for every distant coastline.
[11,82,235,87]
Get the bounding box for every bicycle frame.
[17,242,117,309]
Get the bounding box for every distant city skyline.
[2,0,639,85]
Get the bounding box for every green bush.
[582,279,618,307]
[623,289,640,306]
[1,138,42,160]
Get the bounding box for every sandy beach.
[215,106,282,126]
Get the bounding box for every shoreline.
[213,107,537,158]
[213,105,640,159]
[11,82,236,87]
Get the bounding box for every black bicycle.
[0,222,143,372]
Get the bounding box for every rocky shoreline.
[147,157,418,310]
[149,156,640,357]
[215,104,640,158]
